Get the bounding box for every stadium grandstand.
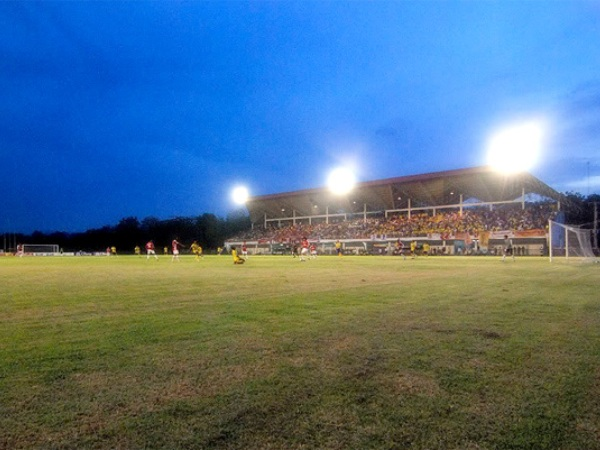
[226,166,564,256]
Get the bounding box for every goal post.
[22,244,60,255]
[548,220,598,263]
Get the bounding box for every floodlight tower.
[326,167,359,223]
[231,185,252,227]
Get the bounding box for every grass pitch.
[1,255,600,449]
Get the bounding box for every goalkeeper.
[502,235,515,262]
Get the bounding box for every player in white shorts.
[145,240,158,260]
[172,238,183,262]
[300,237,310,262]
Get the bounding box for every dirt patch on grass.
[475,329,507,340]
[384,370,442,397]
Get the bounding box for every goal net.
[548,220,598,262]
[22,244,60,255]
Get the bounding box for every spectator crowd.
[229,204,556,243]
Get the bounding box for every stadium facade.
[228,166,563,256]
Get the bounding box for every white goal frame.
[548,220,598,263]
[22,244,60,255]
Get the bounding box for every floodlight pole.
[566,227,570,260]
[594,202,598,250]
[548,220,554,263]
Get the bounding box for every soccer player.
[231,246,245,264]
[16,244,24,257]
[502,234,515,262]
[134,245,141,257]
[395,239,406,260]
[410,240,417,259]
[335,240,342,257]
[171,238,183,262]
[310,243,317,259]
[241,241,248,259]
[299,237,310,262]
[422,241,430,257]
[190,241,203,260]
[111,246,118,257]
[145,240,158,260]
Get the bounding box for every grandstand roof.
[245,166,562,224]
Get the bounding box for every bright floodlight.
[487,121,544,174]
[327,167,356,195]
[231,186,249,205]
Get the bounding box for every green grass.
[1,255,600,449]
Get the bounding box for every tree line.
[4,212,251,253]
[562,192,600,226]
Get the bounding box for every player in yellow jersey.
[231,246,245,264]
[190,241,203,260]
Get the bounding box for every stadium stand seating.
[229,204,556,243]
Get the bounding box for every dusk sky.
[2,1,600,233]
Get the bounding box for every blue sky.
[1,1,600,233]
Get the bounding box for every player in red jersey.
[300,237,310,262]
[171,238,183,262]
[241,241,248,259]
[395,239,406,260]
[145,240,158,260]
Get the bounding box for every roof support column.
[364,203,367,223]
[460,194,463,216]
[326,206,329,224]
[408,198,411,219]
[522,187,525,209]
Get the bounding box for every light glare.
[328,167,356,195]
[487,121,544,174]
[231,186,249,205]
